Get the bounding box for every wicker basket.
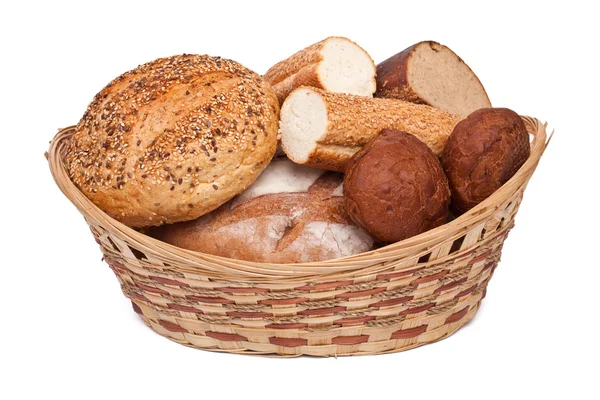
[47,117,550,357]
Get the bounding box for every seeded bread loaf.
[376,41,491,118]
[264,37,376,104]
[150,157,375,263]
[67,55,279,228]
[279,87,461,172]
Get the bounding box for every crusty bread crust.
[264,36,375,104]
[375,43,424,104]
[67,55,279,228]
[281,87,461,172]
[150,158,374,263]
[268,63,323,104]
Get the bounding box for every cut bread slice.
[376,41,491,118]
[280,86,461,172]
[264,37,376,104]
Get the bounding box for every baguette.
[376,41,491,118]
[264,36,376,104]
[280,87,461,172]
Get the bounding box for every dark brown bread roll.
[67,55,279,228]
[442,108,530,214]
[344,130,450,243]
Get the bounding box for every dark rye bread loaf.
[150,157,375,263]
[442,108,530,214]
[344,130,450,243]
[67,54,279,228]
[376,41,491,118]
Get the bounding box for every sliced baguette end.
[280,87,328,164]
[317,37,376,97]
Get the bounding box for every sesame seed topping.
[65,54,283,220]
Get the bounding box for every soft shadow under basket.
[47,117,550,357]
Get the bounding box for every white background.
[2,1,599,399]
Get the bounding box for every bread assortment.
[279,86,461,172]
[344,130,450,242]
[442,108,530,214]
[67,55,279,227]
[67,38,531,262]
[150,157,374,263]
[375,41,492,118]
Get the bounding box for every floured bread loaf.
[264,36,376,104]
[150,157,375,263]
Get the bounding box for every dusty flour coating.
[212,218,373,263]
[231,158,324,208]
[331,182,344,197]
[284,222,373,262]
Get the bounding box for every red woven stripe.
[131,301,143,315]
[167,303,203,313]
[265,323,308,330]
[269,337,307,347]
[470,250,492,264]
[411,270,448,285]
[369,296,414,308]
[454,284,478,299]
[391,325,428,339]
[332,335,369,345]
[226,311,273,318]
[445,307,470,324]
[434,277,468,294]
[259,297,309,305]
[399,303,434,315]
[296,280,354,291]
[159,320,188,333]
[205,331,248,342]
[215,287,269,294]
[113,263,129,272]
[106,258,128,271]
[335,287,386,299]
[149,276,189,287]
[137,283,169,295]
[298,306,346,316]
[483,262,496,271]
[334,316,376,326]
[376,267,424,280]
[130,292,149,302]
[185,295,235,304]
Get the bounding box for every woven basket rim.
[47,116,551,279]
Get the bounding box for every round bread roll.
[344,129,450,243]
[149,157,375,263]
[442,108,530,214]
[67,54,279,228]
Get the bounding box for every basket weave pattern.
[48,117,549,356]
